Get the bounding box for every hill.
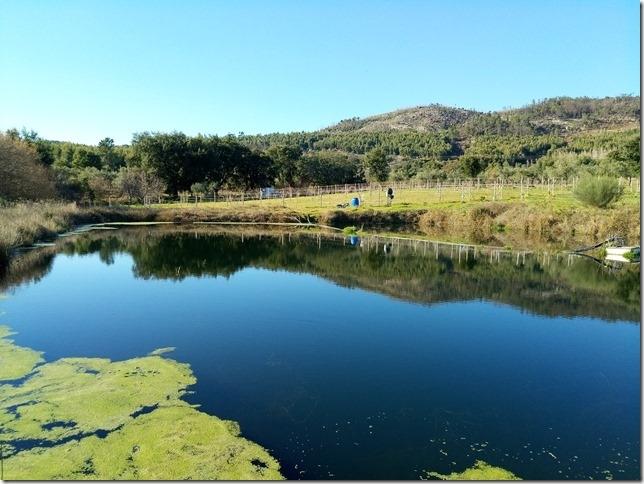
[325,95,640,136]
[326,104,480,133]
[235,95,639,182]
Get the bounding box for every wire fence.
[82,176,640,207]
[144,176,640,206]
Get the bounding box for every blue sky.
[0,0,639,144]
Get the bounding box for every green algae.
[0,327,284,480]
[0,325,43,381]
[427,460,521,480]
[4,406,282,480]
[0,355,196,442]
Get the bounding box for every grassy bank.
[149,185,641,245]
[0,189,639,262]
[147,186,639,247]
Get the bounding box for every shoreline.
[0,199,640,265]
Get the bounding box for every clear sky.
[0,0,639,145]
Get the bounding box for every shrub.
[573,176,623,208]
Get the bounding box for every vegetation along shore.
[0,95,640,261]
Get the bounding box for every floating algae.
[427,460,521,480]
[0,325,43,381]
[0,355,196,442]
[4,406,282,480]
[0,327,283,480]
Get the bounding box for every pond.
[0,226,640,479]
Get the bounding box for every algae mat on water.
[0,327,283,480]
[427,460,521,480]
[0,325,43,381]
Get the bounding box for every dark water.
[0,227,640,480]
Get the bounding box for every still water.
[0,227,640,479]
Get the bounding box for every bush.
[573,176,623,208]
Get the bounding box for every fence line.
[160,176,640,206]
[80,176,640,207]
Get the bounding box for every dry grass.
[415,202,641,248]
[0,202,158,260]
[0,202,80,253]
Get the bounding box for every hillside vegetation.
[0,96,640,205]
[326,104,479,132]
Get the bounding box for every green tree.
[364,148,389,182]
[226,143,274,190]
[298,152,363,185]
[98,137,124,171]
[607,135,640,177]
[72,147,102,169]
[132,132,190,194]
[266,144,302,186]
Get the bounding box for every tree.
[85,169,119,202]
[72,147,102,169]
[115,166,165,203]
[607,135,640,177]
[98,137,124,171]
[131,132,258,194]
[34,141,55,166]
[132,132,190,194]
[190,182,208,200]
[227,144,274,190]
[98,137,115,151]
[115,167,141,201]
[187,135,232,195]
[266,144,302,186]
[5,128,20,141]
[19,128,40,144]
[0,135,57,200]
[139,170,166,203]
[298,152,363,185]
[460,155,485,177]
[364,148,390,182]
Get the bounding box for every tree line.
[0,129,396,203]
[0,97,639,204]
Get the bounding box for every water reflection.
[2,226,639,322]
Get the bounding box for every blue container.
[350,197,360,207]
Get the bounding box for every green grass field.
[152,185,640,215]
